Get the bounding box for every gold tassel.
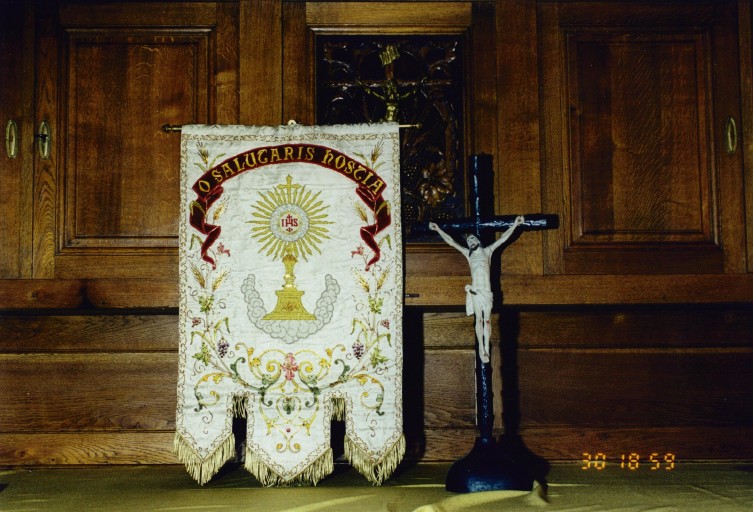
[344,434,405,485]
[174,433,236,485]
[331,397,345,421]
[245,446,334,487]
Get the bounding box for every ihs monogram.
[281,213,299,232]
[248,174,332,262]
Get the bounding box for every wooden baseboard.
[0,432,177,465]
[2,426,751,467]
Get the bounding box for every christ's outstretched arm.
[428,222,467,254]
[486,215,526,253]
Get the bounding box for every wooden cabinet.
[539,0,746,275]
[4,0,750,299]
[0,0,241,464]
[31,1,239,282]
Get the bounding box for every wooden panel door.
[0,1,33,278]
[539,1,746,274]
[33,1,239,281]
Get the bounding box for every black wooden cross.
[428,154,556,243]
[418,154,558,493]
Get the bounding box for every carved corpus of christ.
[428,216,525,363]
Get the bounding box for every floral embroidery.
[187,240,392,425]
[282,353,299,381]
[350,237,392,370]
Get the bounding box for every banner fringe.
[245,447,334,487]
[232,395,247,418]
[174,433,235,485]
[344,434,405,485]
[331,397,345,421]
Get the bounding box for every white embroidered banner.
[175,123,404,486]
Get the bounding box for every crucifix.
[423,154,558,493]
[357,43,423,123]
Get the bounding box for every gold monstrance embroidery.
[264,249,315,320]
[248,175,333,322]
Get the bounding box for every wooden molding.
[2,273,752,310]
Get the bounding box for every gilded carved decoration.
[317,37,465,238]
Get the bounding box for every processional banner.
[175,123,404,485]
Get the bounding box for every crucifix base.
[445,359,533,493]
[445,436,533,493]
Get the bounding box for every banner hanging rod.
[162,122,420,133]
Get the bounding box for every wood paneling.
[513,307,753,349]
[0,353,176,431]
[305,2,472,31]
[741,0,753,273]
[4,427,751,466]
[520,350,753,427]
[520,426,753,462]
[423,349,476,427]
[32,1,239,281]
[241,0,283,125]
[405,273,753,306]
[282,1,311,124]
[63,33,203,246]
[3,273,753,310]
[0,432,177,465]
[422,428,476,461]
[539,0,745,274]
[2,0,753,471]
[424,426,753,463]
[0,314,176,352]
[422,307,753,461]
[0,305,751,465]
[0,1,33,279]
[495,0,543,275]
[0,279,178,309]
[532,302,750,344]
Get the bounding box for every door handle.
[36,120,51,160]
[5,119,19,159]
[724,116,738,155]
